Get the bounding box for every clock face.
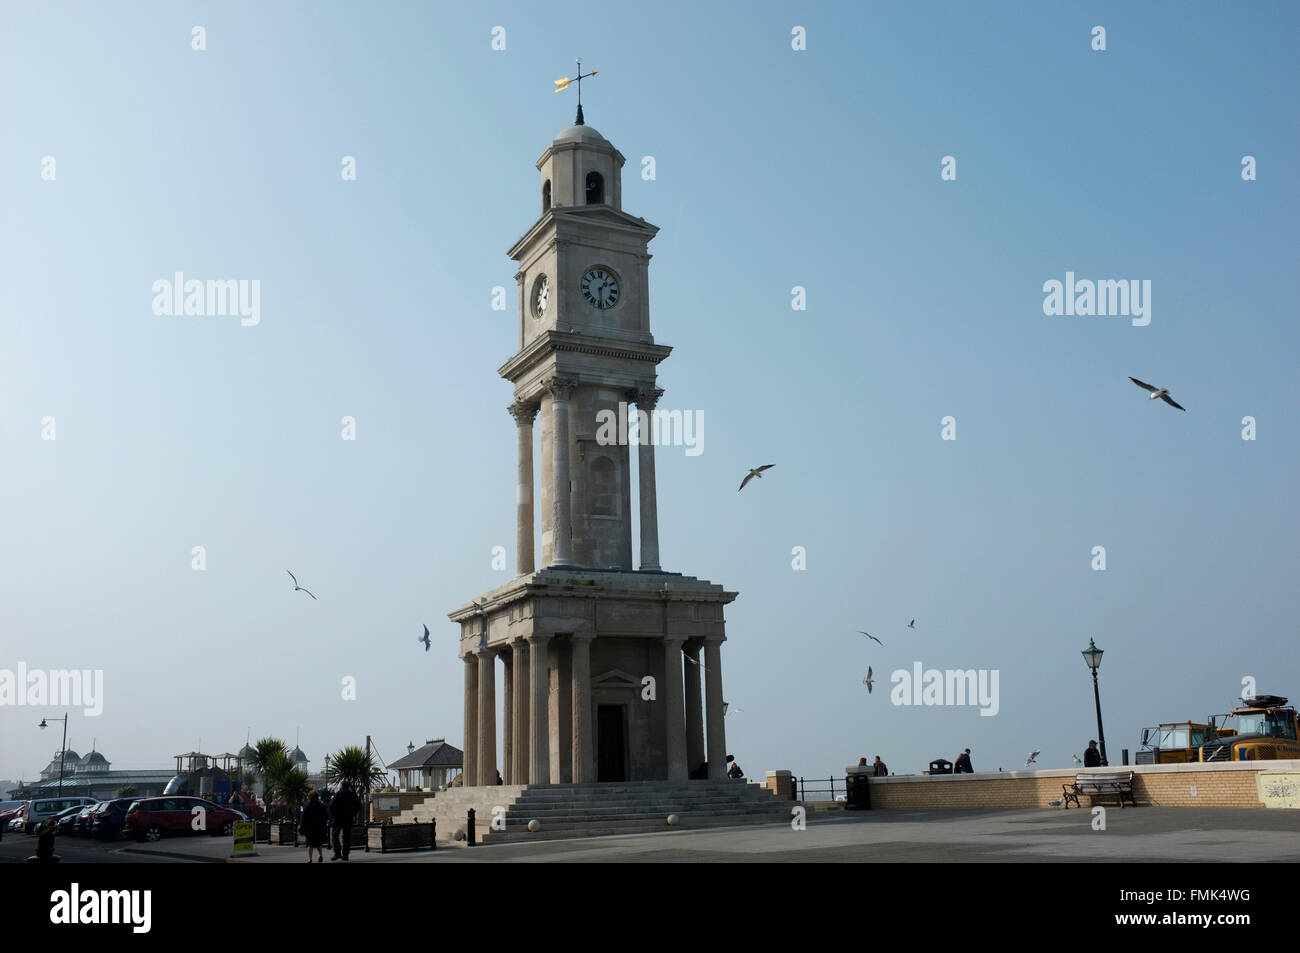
[533,275,549,318]
[581,268,620,310]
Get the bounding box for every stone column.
[509,401,538,575]
[502,649,514,784]
[704,636,728,779]
[547,378,577,566]
[511,638,530,784]
[635,385,664,571]
[476,647,497,786]
[570,633,595,783]
[663,637,687,779]
[463,655,478,787]
[683,639,705,774]
[528,632,552,784]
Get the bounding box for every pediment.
[552,205,658,233]
[592,668,642,689]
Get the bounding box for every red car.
[123,796,248,842]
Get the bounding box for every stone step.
[506,800,785,815]
[480,813,792,844]
[496,810,789,829]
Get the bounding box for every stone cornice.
[508,206,659,261]
[498,330,671,384]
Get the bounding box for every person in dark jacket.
[954,749,974,774]
[872,756,888,777]
[1084,740,1102,767]
[328,781,360,861]
[299,790,329,863]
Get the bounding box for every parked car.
[24,796,98,833]
[54,805,86,834]
[0,802,28,833]
[124,797,248,842]
[89,798,138,840]
[72,801,103,835]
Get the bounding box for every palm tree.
[278,767,311,814]
[324,745,386,794]
[250,737,287,803]
[115,784,137,798]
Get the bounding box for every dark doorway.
[597,704,627,782]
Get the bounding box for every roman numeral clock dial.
[581,268,619,310]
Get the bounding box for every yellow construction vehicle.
[1199,696,1300,762]
[1135,720,1234,765]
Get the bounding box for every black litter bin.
[929,758,954,775]
[845,767,872,810]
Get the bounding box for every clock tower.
[503,116,671,572]
[450,109,737,791]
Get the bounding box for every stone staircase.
[396,780,799,846]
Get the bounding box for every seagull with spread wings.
[1129,377,1185,411]
[286,570,316,600]
[1025,750,1041,766]
[858,630,883,646]
[738,464,775,491]
[419,625,431,652]
[863,666,874,693]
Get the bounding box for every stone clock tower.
[450,110,737,789]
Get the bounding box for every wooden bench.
[1061,771,1136,808]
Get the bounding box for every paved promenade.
[57,807,1297,864]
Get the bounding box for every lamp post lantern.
[38,714,70,797]
[1081,639,1109,766]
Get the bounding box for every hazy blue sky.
[2,1,1296,786]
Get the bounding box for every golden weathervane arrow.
[554,58,597,125]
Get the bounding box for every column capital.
[663,636,685,650]
[569,631,596,644]
[526,631,554,646]
[508,400,539,424]
[545,376,579,401]
[633,384,664,409]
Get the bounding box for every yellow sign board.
[232,820,257,856]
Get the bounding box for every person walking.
[1084,740,1102,767]
[299,790,328,863]
[872,756,888,777]
[329,780,360,861]
[955,749,974,774]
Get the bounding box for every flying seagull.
[419,625,431,652]
[1025,750,1041,766]
[1129,377,1185,411]
[863,666,874,693]
[1071,754,1082,767]
[907,619,915,629]
[738,464,775,492]
[857,631,883,646]
[286,570,316,600]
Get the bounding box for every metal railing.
[795,776,845,802]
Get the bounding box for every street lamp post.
[1081,639,1108,766]
[39,714,70,796]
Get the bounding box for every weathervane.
[554,58,597,125]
